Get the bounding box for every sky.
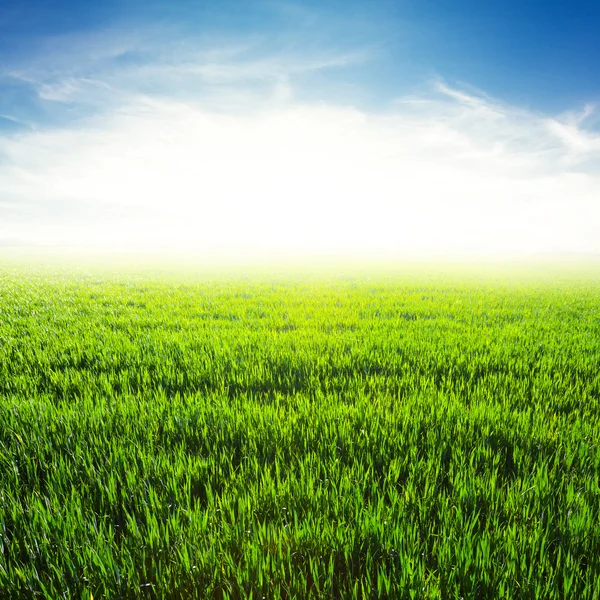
[1,0,600,258]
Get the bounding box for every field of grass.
[1,261,599,598]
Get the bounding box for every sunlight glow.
[1,84,599,258]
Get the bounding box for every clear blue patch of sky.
[396,0,600,112]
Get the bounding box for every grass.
[1,261,599,598]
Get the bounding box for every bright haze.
[1,0,600,259]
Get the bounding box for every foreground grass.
[1,263,599,598]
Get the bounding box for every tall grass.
[1,265,599,598]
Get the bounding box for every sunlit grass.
[1,262,599,598]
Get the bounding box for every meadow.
[0,260,599,599]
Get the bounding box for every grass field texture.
[1,263,599,598]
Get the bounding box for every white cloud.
[1,38,599,258]
[545,118,600,158]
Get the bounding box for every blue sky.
[1,0,600,255]
[3,0,600,116]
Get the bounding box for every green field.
[1,262,600,599]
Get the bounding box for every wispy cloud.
[545,116,600,158]
[4,25,372,113]
[1,31,599,257]
[0,113,21,123]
